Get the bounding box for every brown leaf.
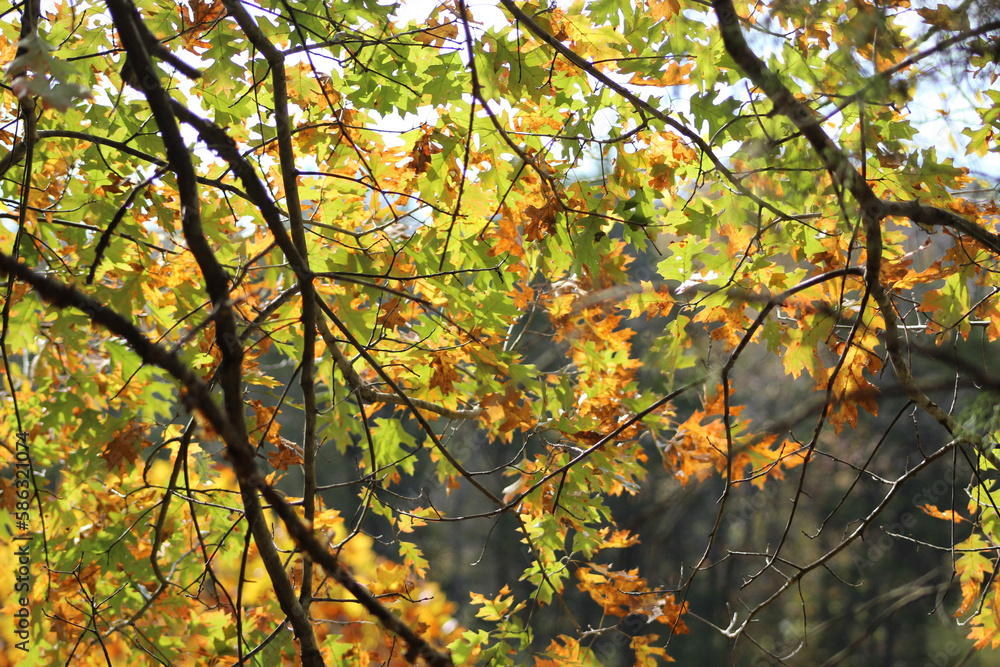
[267,437,304,471]
[101,420,145,475]
[376,298,407,330]
[429,351,461,393]
[523,197,560,242]
[410,129,441,174]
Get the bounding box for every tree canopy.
[1,0,1000,664]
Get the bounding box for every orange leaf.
[429,351,461,393]
[266,437,304,471]
[376,297,407,330]
[649,0,681,20]
[627,61,693,87]
[523,197,560,242]
[920,503,966,523]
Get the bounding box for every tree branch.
[882,198,1000,255]
[219,0,321,610]
[0,253,455,667]
[496,0,795,221]
[709,0,1000,465]
[315,314,483,420]
[104,1,324,662]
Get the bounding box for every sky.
[3,0,995,214]
[387,0,998,187]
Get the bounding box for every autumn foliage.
[1,0,1000,664]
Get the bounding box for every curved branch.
[103,1,324,663]
[196,1,323,610]
[316,315,483,420]
[169,101,310,278]
[883,198,1000,256]
[86,166,166,284]
[709,0,1000,461]
[496,0,794,221]
[711,0,1000,265]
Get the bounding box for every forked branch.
[0,251,455,667]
